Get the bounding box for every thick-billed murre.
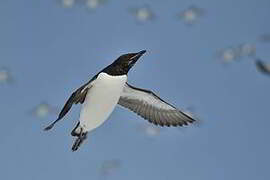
[44,50,195,151]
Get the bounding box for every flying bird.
[86,0,107,10]
[99,159,122,177]
[44,50,195,151]
[29,102,58,118]
[0,67,14,84]
[177,5,205,25]
[129,5,156,23]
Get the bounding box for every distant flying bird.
[44,50,195,151]
[217,43,256,64]
[217,47,241,63]
[99,159,122,177]
[29,102,58,119]
[255,59,270,76]
[61,0,75,8]
[136,123,161,137]
[129,5,155,23]
[177,5,204,25]
[0,67,13,84]
[86,0,107,9]
[60,0,107,9]
[238,43,256,57]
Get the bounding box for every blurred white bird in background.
[136,123,161,138]
[238,43,256,57]
[61,0,76,8]
[60,0,107,10]
[29,102,59,119]
[0,67,13,85]
[86,0,108,10]
[217,43,256,64]
[177,5,205,25]
[217,47,241,63]
[99,159,122,180]
[129,5,155,23]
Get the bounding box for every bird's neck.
[102,64,128,76]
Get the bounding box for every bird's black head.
[103,50,146,75]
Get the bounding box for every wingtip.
[43,124,54,131]
[43,117,61,131]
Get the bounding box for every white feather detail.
[120,84,174,110]
[79,73,127,132]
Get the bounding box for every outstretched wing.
[118,83,195,127]
[44,76,97,131]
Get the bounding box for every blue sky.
[0,0,270,180]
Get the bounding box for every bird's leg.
[71,126,88,152]
[71,122,80,136]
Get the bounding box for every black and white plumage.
[44,50,196,151]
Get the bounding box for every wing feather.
[118,83,195,127]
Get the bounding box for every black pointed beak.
[127,50,147,70]
[138,50,146,55]
[131,50,146,61]
[129,50,146,65]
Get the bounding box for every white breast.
[79,72,127,132]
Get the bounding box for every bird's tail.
[71,122,88,152]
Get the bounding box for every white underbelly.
[79,72,127,132]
